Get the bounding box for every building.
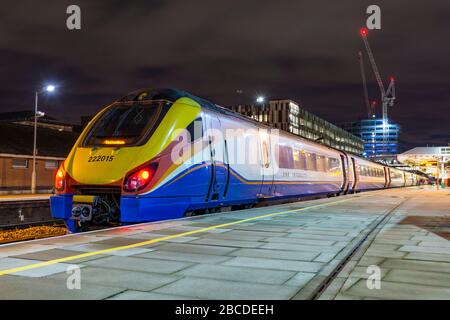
[0,111,77,132]
[0,112,79,194]
[398,146,450,186]
[341,118,401,157]
[228,99,364,155]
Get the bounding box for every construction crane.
[358,51,373,117]
[359,27,396,122]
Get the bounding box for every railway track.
[0,199,54,227]
[0,198,66,244]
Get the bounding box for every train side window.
[329,157,340,172]
[186,117,203,142]
[293,149,306,170]
[361,166,367,176]
[316,155,326,172]
[327,158,331,171]
[278,145,294,169]
[306,153,317,171]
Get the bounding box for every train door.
[346,155,355,194]
[205,113,229,202]
[258,129,274,197]
[351,157,358,191]
[385,167,391,188]
[339,154,348,194]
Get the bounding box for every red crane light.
[360,27,368,37]
[390,76,395,81]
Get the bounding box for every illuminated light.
[46,85,56,92]
[360,27,368,37]
[123,163,158,192]
[103,139,126,145]
[55,168,65,191]
[390,76,395,81]
[256,96,265,103]
[140,170,150,180]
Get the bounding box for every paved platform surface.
[0,187,448,300]
[0,194,51,202]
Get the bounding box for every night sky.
[1,0,449,151]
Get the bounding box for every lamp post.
[31,85,55,194]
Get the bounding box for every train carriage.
[352,157,386,191]
[50,88,426,232]
[388,167,406,188]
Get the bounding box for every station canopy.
[398,146,450,165]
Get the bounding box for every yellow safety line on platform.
[0,194,374,277]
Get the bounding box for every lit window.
[45,160,59,169]
[12,159,28,169]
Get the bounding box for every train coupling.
[71,195,99,222]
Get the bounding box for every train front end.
[50,89,202,232]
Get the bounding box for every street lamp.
[31,84,56,194]
[256,96,265,104]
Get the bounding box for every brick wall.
[0,156,62,192]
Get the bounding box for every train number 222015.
[88,155,114,162]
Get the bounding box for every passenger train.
[50,89,427,232]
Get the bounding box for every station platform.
[0,187,449,300]
[0,194,51,203]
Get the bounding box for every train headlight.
[55,167,66,191]
[123,162,158,192]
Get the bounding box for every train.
[50,88,427,232]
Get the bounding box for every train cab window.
[306,153,317,171]
[186,117,203,142]
[84,101,168,147]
